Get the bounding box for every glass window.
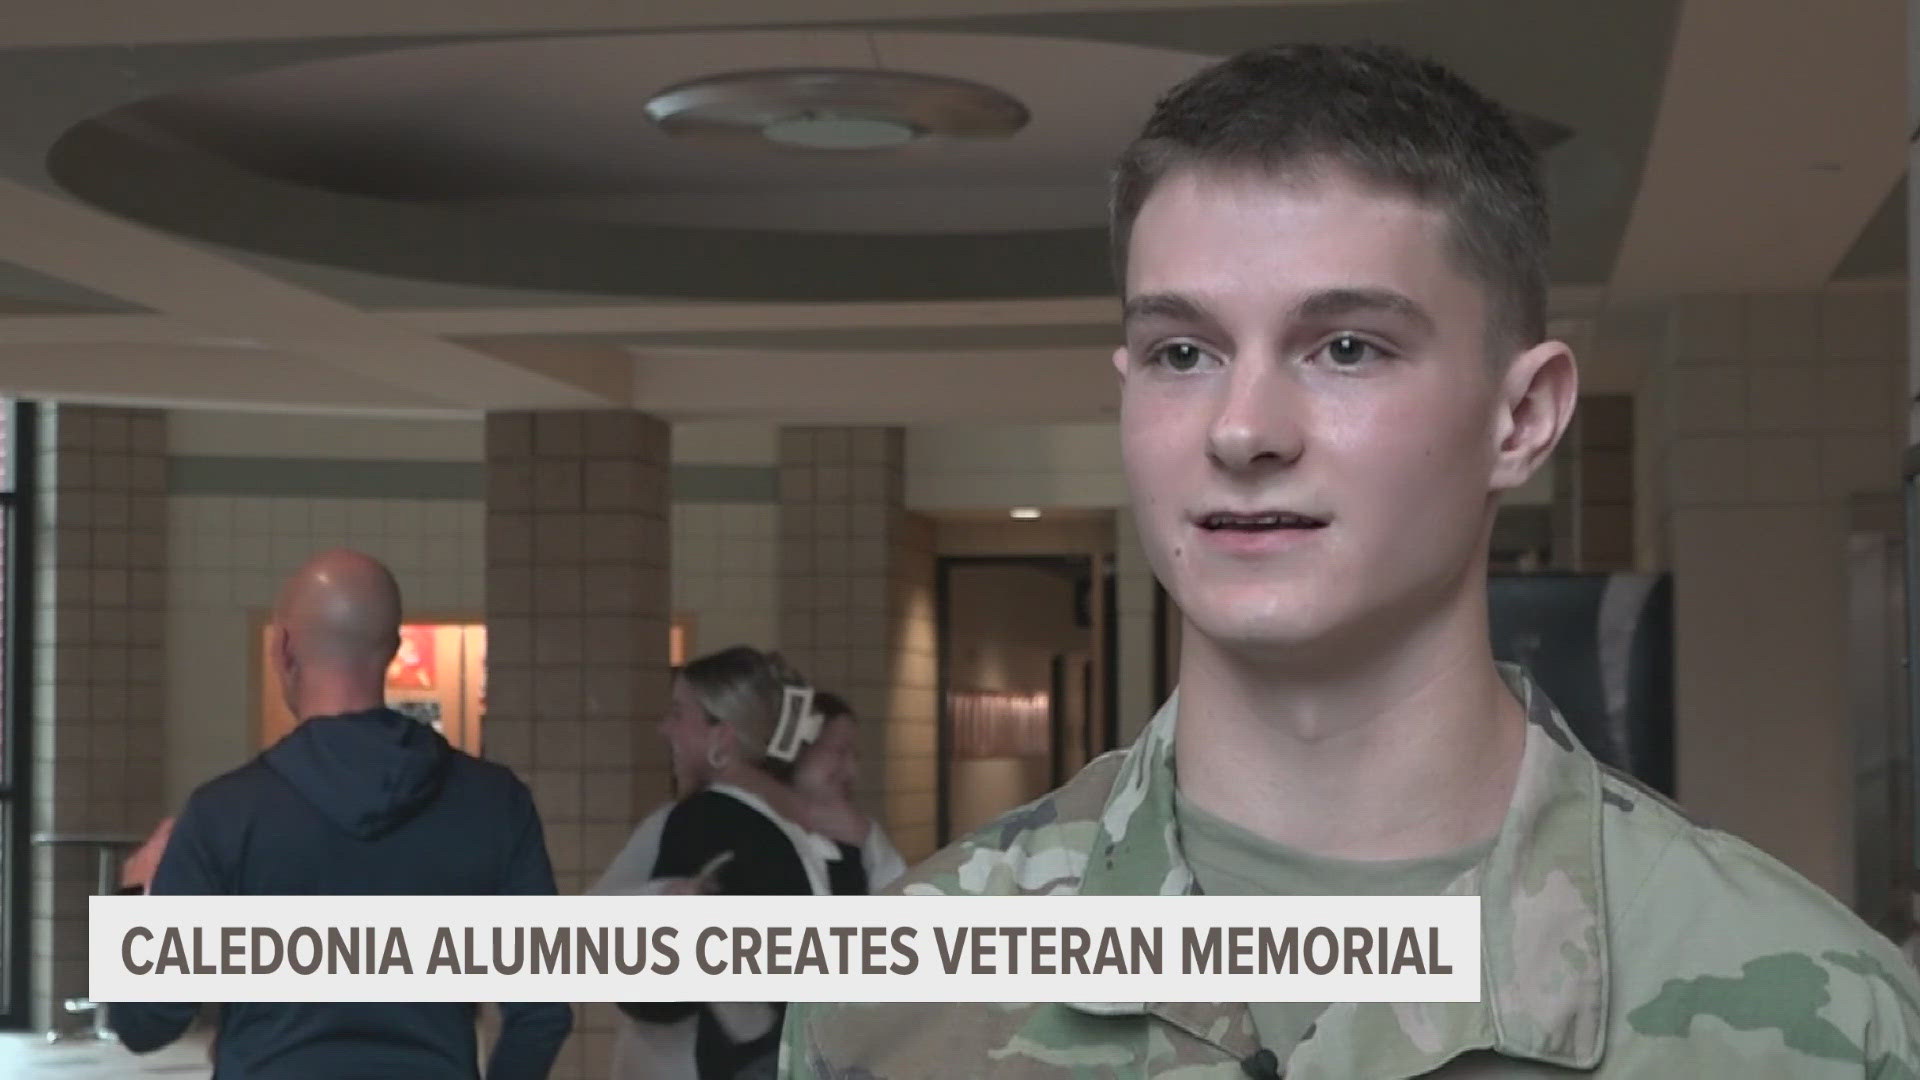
[0,399,30,1029]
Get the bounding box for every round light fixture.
[761,115,918,151]
[644,68,1029,153]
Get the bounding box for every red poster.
[386,625,436,691]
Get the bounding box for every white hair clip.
[766,684,824,762]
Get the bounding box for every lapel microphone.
[1240,1048,1282,1078]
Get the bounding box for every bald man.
[113,550,573,1079]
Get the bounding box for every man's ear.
[712,721,741,761]
[1490,339,1579,493]
[1111,345,1130,382]
[269,624,292,674]
[269,624,299,699]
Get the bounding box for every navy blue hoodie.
[112,708,574,1078]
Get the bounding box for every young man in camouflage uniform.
[782,44,1920,1078]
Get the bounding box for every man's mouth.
[1195,510,1328,532]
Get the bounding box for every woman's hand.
[648,851,734,896]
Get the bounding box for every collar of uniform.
[1063,690,1220,1033]
[1065,666,1609,1073]
[1074,688,1192,899]
[1471,663,1610,1068]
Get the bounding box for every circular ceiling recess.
[44,29,1575,303]
[48,30,1227,299]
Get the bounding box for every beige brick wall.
[29,404,168,1029]
[777,427,939,862]
[483,410,672,1080]
[671,503,777,656]
[1578,395,1635,570]
[1657,287,1905,905]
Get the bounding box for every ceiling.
[88,32,1210,234]
[0,0,1905,420]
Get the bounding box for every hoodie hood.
[264,708,453,839]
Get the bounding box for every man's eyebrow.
[1293,288,1435,333]
[1121,292,1209,326]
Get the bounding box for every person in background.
[788,691,907,895]
[592,687,907,900]
[606,646,840,1080]
[591,680,906,1080]
[111,550,572,1079]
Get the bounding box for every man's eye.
[1150,342,1211,372]
[1319,334,1386,368]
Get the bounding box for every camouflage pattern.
[781,667,1920,1077]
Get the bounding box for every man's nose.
[1206,355,1305,472]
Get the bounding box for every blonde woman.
[592,690,903,901]
[607,646,836,1080]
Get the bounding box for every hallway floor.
[0,1032,211,1078]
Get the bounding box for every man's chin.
[1182,605,1330,658]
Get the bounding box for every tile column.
[29,404,167,1030]
[1655,289,1905,904]
[484,410,670,1080]
[1577,394,1636,570]
[777,427,938,861]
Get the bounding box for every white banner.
[90,894,1480,1003]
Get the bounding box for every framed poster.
[386,625,437,692]
[671,612,695,667]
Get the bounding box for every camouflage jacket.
[783,668,1920,1078]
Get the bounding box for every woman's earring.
[706,741,728,772]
